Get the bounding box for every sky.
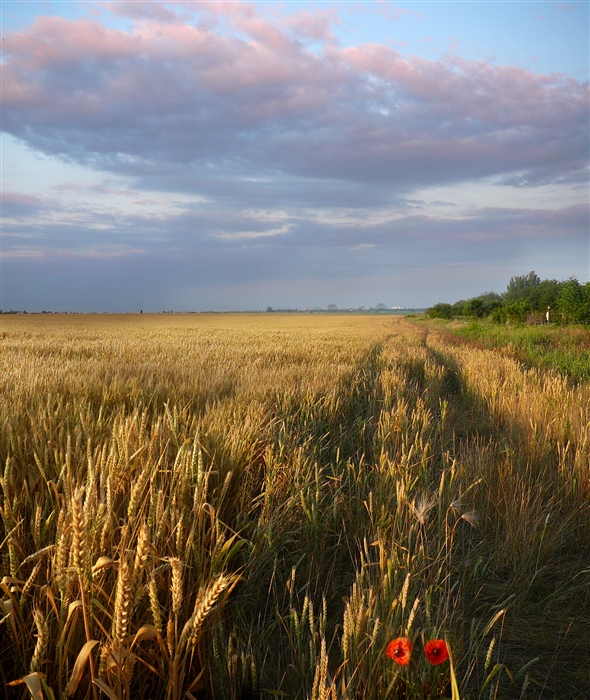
[1,1,589,312]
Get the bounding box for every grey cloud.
[6,197,583,261]
[3,200,586,312]
[2,192,50,218]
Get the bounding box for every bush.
[426,303,453,319]
[490,305,507,323]
[467,299,484,317]
[426,273,586,326]
[504,300,530,324]
[558,278,590,323]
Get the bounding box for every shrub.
[558,278,590,323]
[426,303,453,319]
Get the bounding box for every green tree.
[467,298,484,317]
[426,302,453,319]
[535,279,562,311]
[474,291,503,316]
[451,299,469,317]
[504,271,541,303]
[502,272,562,315]
[504,299,530,324]
[490,305,507,323]
[558,279,590,323]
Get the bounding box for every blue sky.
[1,1,588,311]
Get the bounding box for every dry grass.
[0,313,588,699]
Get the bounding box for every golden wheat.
[0,313,587,699]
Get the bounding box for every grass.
[0,313,588,699]
[419,318,590,382]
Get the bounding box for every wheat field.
[0,313,588,700]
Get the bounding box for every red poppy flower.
[386,637,413,665]
[424,639,449,665]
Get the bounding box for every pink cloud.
[2,191,59,218]
[373,2,424,23]
[283,9,339,43]
[341,44,587,130]
[106,1,179,24]
[2,5,587,191]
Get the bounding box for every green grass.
[419,319,590,382]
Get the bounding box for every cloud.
[2,191,52,218]
[106,1,180,25]
[5,191,582,265]
[2,197,586,311]
[282,8,340,43]
[2,2,588,312]
[3,5,587,194]
[214,224,292,240]
[1,245,147,260]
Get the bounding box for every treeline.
[428,271,590,324]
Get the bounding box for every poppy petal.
[424,639,449,665]
[386,637,413,665]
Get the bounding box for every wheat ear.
[71,487,87,581]
[170,557,183,618]
[148,575,163,634]
[112,558,132,649]
[131,523,150,609]
[185,574,230,649]
[30,610,49,672]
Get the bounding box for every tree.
[535,279,562,312]
[467,299,484,318]
[451,299,469,317]
[502,272,563,315]
[558,279,590,323]
[426,303,452,319]
[424,272,588,326]
[504,271,541,303]
[504,299,530,324]
[472,291,503,316]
